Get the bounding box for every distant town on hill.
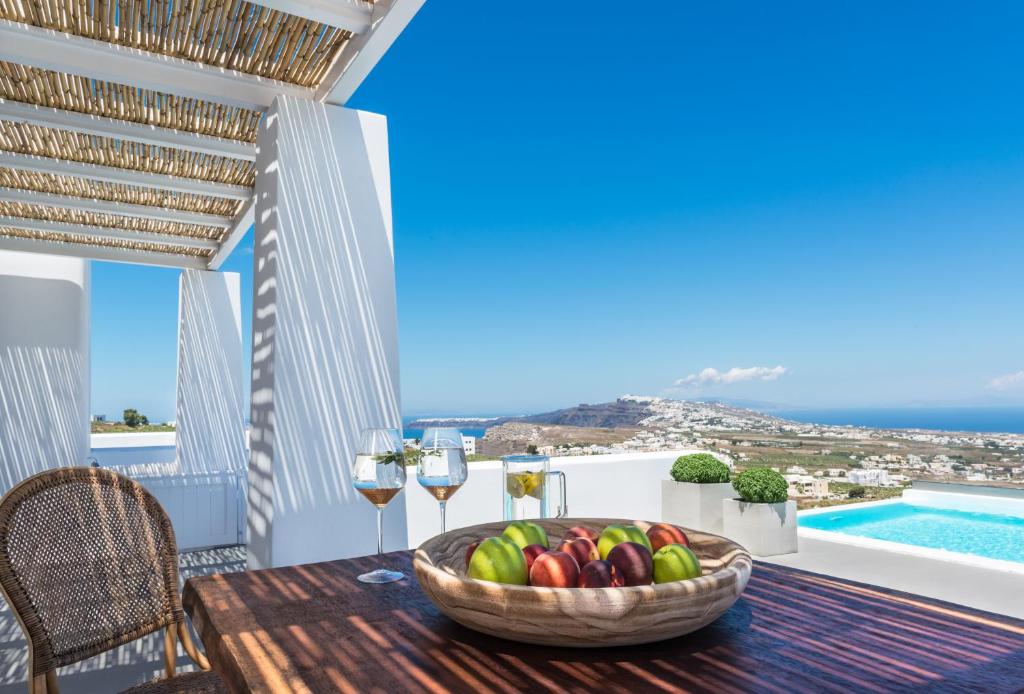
[408,396,1024,508]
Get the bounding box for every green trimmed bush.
[847,485,867,499]
[670,453,731,484]
[732,468,788,504]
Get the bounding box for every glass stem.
[376,506,384,559]
[439,501,447,533]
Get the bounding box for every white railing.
[91,433,244,550]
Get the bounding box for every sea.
[401,407,1024,439]
[401,417,490,441]
[770,406,1024,434]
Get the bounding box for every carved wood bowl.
[413,518,752,648]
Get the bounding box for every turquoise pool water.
[800,503,1024,564]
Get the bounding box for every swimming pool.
[800,502,1024,565]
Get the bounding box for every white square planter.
[661,480,735,535]
[722,498,798,557]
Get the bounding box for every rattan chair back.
[0,467,185,678]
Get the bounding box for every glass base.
[358,568,405,584]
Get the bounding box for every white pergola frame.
[0,0,426,270]
[0,188,233,227]
[0,99,257,161]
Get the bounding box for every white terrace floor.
[0,547,246,694]
[761,537,1024,621]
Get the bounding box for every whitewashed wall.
[249,97,405,569]
[176,270,246,475]
[86,439,696,552]
[404,450,698,548]
[0,251,90,489]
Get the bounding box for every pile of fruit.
[464,521,701,588]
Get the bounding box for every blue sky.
[91,1,1024,422]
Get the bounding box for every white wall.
[176,270,246,475]
[0,251,90,489]
[404,450,697,548]
[249,96,405,568]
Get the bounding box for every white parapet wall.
[404,450,700,548]
[0,250,90,489]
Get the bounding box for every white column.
[0,251,90,489]
[249,95,405,569]
[175,270,246,475]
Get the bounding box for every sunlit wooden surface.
[184,552,1024,693]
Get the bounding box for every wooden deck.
[185,552,1024,693]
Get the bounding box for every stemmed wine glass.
[417,427,468,533]
[352,427,407,583]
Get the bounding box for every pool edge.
[797,526,1024,576]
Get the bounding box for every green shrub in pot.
[732,468,788,504]
[670,454,731,484]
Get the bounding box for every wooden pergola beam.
[0,215,219,250]
[0,187,233,227]
[319,0,427,105]
[0,151,253,200]
[0,99,256,161]
[0,233,209,269]
[207,195,255,269]
[248,0,374,34]
[0,20,314,111]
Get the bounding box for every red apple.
[465,541,480,567]
[646,523,689,553]
[607,541,654,586]
[577,559,623,588]
[562,525,600,542]
[521,544,547,572]
[529,550,580,587]
[557,537,600,568]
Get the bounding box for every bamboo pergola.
[0,0,424,269]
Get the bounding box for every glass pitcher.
[502,454,567,521]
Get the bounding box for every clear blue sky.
[91,1,1024,422]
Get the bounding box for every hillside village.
[463,396,1024,506]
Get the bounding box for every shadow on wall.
[250,96,404,566]
[176,270,246,476]
[0,275,88,490]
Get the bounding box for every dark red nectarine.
[529,550,580,587]
[557,537,600,568]
[607,541,654,586]
[521,543,547,572]
[646,523,689,552]
[578,559,622,588]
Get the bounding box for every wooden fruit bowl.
[413,517,752,648]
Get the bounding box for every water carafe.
[502,454,567,520]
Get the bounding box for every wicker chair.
[0,467,227,694]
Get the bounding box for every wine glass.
[417,427,468,533]
[351,427,407,583]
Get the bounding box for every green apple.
[597,524,652,559]
[467,537,528,585]
[653,544,702,583]
[501,520,549,549]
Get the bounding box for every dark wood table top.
[183,551,1024,693]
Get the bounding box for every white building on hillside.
[848,469,891,487]
[461,435,476,456]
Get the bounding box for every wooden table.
[184,551,1024,693]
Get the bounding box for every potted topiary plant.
[662,453,734,535]
[722,467,798,556]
